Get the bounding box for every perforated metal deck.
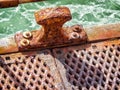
[53,39,120,90]
[0,39,120,90]
[0,50,64,90]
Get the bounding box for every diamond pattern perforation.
[53,40,120,90]
[0,50,64,90]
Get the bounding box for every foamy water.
[0,0,120,38]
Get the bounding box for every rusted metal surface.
[53,39,120,90]
[0,0,19,8]
[0,23,120,54]
[0,37,18,54]
[85,23,120,41]
[0,50,64,90]
[0,6,120,90]
[15,7,87,51]
[0,38,120,90]
[0,0,44,8]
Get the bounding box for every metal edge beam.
[0,23,120,54]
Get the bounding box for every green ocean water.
[0,0,120,38]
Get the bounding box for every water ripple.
[0,0,120,38]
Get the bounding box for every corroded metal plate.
[0,50,64,90]
[53,39,120,90]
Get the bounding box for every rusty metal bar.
[85,23,120,41]
[0,0,44,8]
[0,37,18,54]
[0,23,120,55]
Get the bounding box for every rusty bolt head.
[70,32,80,39]
[72,25,83,32]
[23,31,32,39]
[20,39,30,47]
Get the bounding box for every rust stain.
[0,0,44,8]
[0,45,18,54]
[100,39,120,46]
[86,23,120,41]
[94,30,119,40]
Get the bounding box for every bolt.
[70,32,80,39]
[20,39,30,47]
[72,25,83,32]
[23,31,32,39]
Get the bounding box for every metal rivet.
[20,39,30,47]
[23,31,32,39]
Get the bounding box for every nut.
[23,31,32,39]
[20,39,30,47]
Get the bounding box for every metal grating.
[0,50,64,90]
[0,39,120,90]
[53,40,120,90]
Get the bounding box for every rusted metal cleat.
[15,7,87,51]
